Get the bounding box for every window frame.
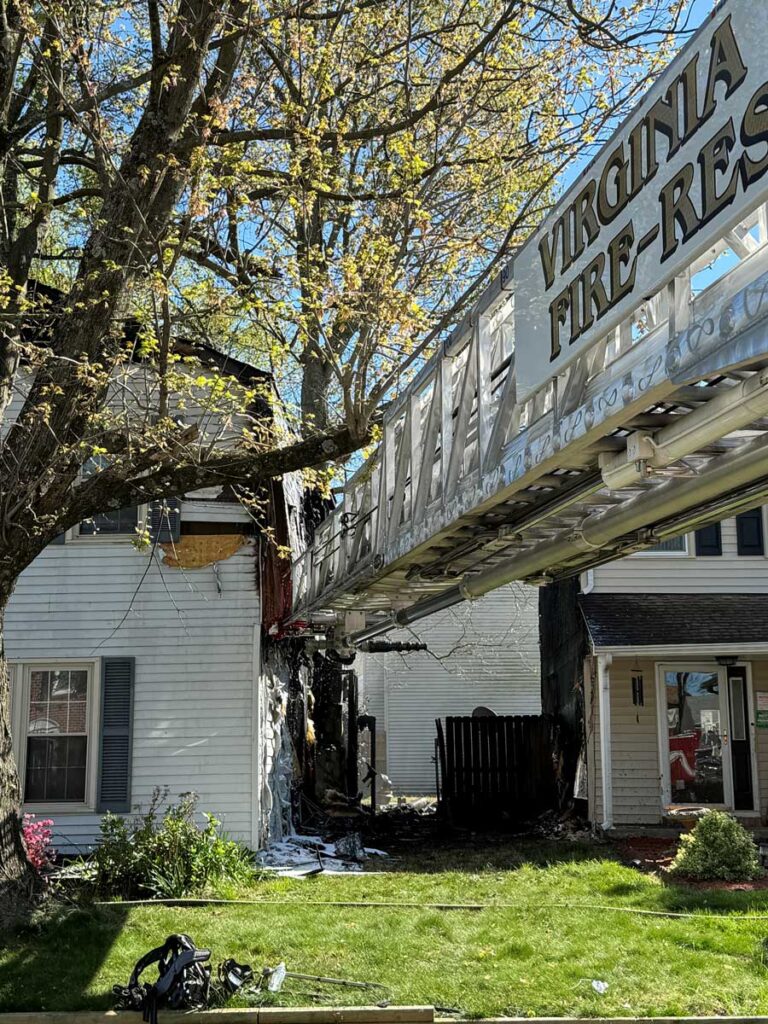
[9,659,101,813]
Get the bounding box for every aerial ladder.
[291,2,768,647]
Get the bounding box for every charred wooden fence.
[435,715,556,826]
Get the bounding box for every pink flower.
[22,813,56,873]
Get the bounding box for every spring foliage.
[87,791,256,900]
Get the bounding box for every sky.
[559,0,716,193]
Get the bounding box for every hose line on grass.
[92,897,768,920]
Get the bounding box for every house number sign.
[756,691,768,728]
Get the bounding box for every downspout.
[597,654,613,832]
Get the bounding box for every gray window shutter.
[97,657,135,813]
[694,522,722,556]
[50,532,66,545]
[149,498,181,543]
[736,508,765,556]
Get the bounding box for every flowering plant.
[22,813,55,873]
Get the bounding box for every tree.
[0,0,683,906]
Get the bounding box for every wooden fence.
[435,715,556,826]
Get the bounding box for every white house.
[579,508,768,829]
[358,583,541,796]
[3,350,297,854]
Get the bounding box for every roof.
[24,281,272,387]
[579,593,768,650]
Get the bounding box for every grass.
[4,840,768,1017]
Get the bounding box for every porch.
[580,593,768,829]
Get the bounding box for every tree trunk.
[300,354,334,433]
[0,593,35,922]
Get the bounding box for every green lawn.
[4,841,768,1017]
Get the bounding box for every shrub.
[669,810,762,881]
[22,814,55,875]
[90,789,256,899]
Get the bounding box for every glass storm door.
[662,667,729,806]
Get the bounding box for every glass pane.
[49,670,70,701]
[69,671,88,698]
[27,667,88,736]
[647,535,686,553]
[29,670,50,702]
[729,676,747,742]
[81,506,139,535]
[24,736,87,802]
[664,669,724,804]
[29,702,64,734]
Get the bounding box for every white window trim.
[9,659,101,813]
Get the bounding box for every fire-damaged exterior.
[3,347,305,854]
[539,577,587,810]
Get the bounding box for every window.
[10,658,135,812]
[23,666,93,803]
[641,535,688,555]
[694,522,722,556]
[80,505,140,537]
[78,457,140,537]
[736,508,765,556]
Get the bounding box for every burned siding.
[539,577,586,807]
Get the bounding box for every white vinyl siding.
[6,535,260,852]
[586,657,666,826]
[589,515,768,593]
[359,584,541,795]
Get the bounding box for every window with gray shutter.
[149,498,181,543]
[98,657,135,813]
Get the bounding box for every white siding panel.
[6,538,259,852]
[359,584,541,795]
[591,516,768,593]
[606,658,661,825]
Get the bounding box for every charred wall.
[539,577,586,808]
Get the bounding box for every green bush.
[89,789,256,899]
[669,810,762,882]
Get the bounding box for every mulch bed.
[616,836,677,872]
[617,835,768,889]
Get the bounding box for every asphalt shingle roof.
[579,593,768,649]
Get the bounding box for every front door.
[658,664,754,811]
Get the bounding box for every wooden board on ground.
[0,1006,435,1024]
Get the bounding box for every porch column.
[597,653,613,831]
